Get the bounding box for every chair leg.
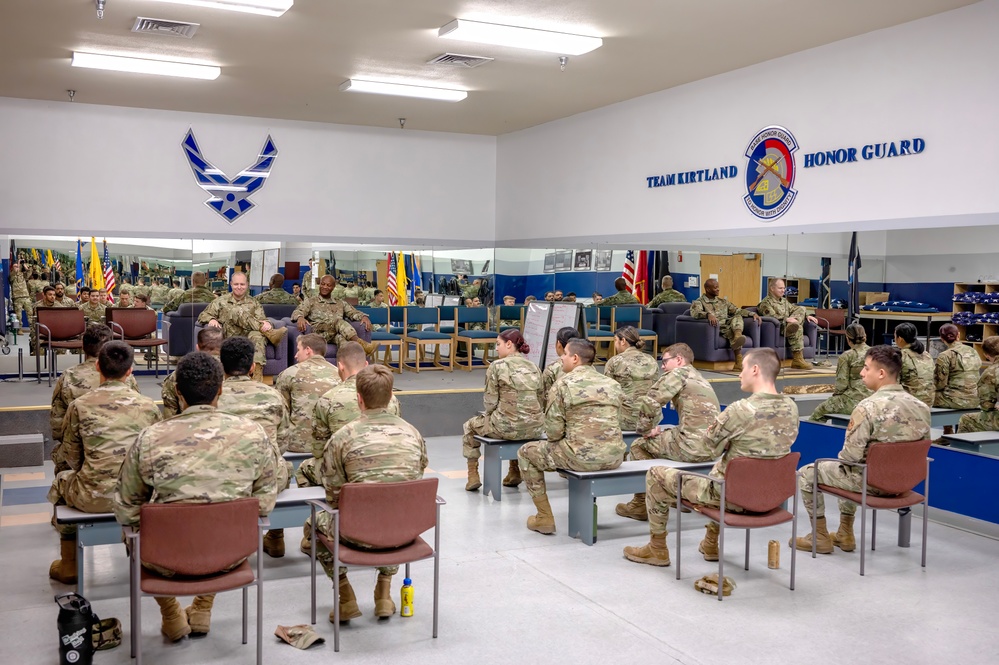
[871,510,878,551]
[310,504,317,625]
[717,514,725,602]
[790,489,799,591]
[675,483,683,581]
[860,506,868,577]
[433,551,440,639]
[744,529,750,571]
[242,587,248,645]
[922,497,929,568]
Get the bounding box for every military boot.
[156,597,191,642]
[465,459,481,491]
[829,513,856,552]
[615,494,648,521]
[333,573,362,623]
[300,521,313,555]
[374,573,396,618]
[785,321,801,338]
[527,495,556,535]
[184,594,214,635]
[732,351,744,372]
[359,339,380,357]
[262,327,287,346]
[623,534,671,566]
[502,460,523,487]
[48,536,78,585]
[730,334,747,351]
[263,529,285,558]
[793,516,834,553]
[698,523,720,561]
[251,364,264,382]
[791,349,810,370]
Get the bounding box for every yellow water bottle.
[400,578,414,617]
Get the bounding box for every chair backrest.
[597,306,615,326]
[404,306,440,327]
[723,453,801,513]
[345,297,359,307]
[261,303,297,319]
[816,308,846,329]
[339,478,440,549]
[612,305,642,326]
[358,307,388,326]
[107,308,158,339]
[498,305,524,322]
[866,440,931,494]
[584,307,598,325]
[36,308,86,341]
[139,498,259,576]
[438,305,457,325]
[388,306,408,326]
[173,302,211,318]
[457,306,488,325]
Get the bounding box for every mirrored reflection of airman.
[689,278,760,371]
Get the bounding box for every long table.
[824,407,977,429]
[857,311,952,347]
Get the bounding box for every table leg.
[482,447,501,501]
[566,477,596,545]
[77,525,87,596]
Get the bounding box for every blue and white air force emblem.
[182,129,277,224]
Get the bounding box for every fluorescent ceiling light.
[439,18,602,56]
[147,0,293,17]
[72,52,221,80]
[339,79,467,103]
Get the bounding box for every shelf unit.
[783,277,811,305]
[953,282,999,359]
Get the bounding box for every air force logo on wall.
[182,129,277,224]
[744,126,798,221]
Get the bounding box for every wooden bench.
[941,431,999,453]
[54,486,324,596]
[558,458,715,546]
[825,407,976,429]
[473,431,640,501]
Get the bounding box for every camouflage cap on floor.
[275,624,325,649]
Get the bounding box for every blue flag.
[75,239,84,295]
[410,253,422,296]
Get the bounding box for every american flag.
[102,240,116,304]
[622,250,636,291]
[385,252,398,306]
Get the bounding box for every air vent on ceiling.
[131,17,200,39]
[427,53,494,68]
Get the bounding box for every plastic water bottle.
[400,578,414,617]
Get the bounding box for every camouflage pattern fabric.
[314,408,427,578]
[199,293,270,366]
[166,287,185,302]
[162,285,216,313]
[359,287,375,306]
[273,356,341,454]
[256,288,299,305]
[541,360,565,411]
[633,365,720,463]
[604,347,659,431]
[30,300,67,355]
[782,384,836,394]
[757,295,807,351]
[55,295,76,308]
[934,341,982,409]
[799,384,930,517]
[132,285,150,301]
[331,284,347,300]
[958,362,999,432]
[291,294,365,347]
[300,270,316,298]
[78,302,105,323]
[900,347,936,407]
[149,284,170,305]
[809,343,872,422]
[646,392,799,537]
[462,353,545,459]
[307,375,402,460]
[9,268,32,326]
[689,295,753,342]
[600,290,639,306]
[160,369,181,418]
[218,376,291,488]
[647,289,687,307]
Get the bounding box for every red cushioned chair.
[35,307,86,386]
[106,307,168,377]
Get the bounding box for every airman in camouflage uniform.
[131,278,150,302]
[624,347,798,567]
[149,279,171,308]
[162,272,217,313]
[166,282,185,303]
[256,273,299,305]
[934,326,981,409]
[199,272,285,372]
[300,261,318,298]
[809,324,872,422]
[314,364,427,622]
[757,278,817,369]
[78,292,106,323]
[541,359,564,409]
[161,328,224,418]
[690,278,760,370]
[616,344,721,520]
[600,277,640,306]
[462,339,545,491]
[519,339,625,534]
[53,283,76,308]
[342,281,360,301]
[900,346,935,407]
[958,336,999,432]
[29,286,66,356]
[796,345,930,554]
[359,284,376,306]
[647,275,687,308]
[114,350,279,642]
[461,279,482,301]
[8,263,32,328]
[273,335,341,454]
[291,275,377,356]
[604,336,659,431]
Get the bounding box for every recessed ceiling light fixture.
[147,0,293,17]
[438,18,602,55]
[339,79,467,102]
[72,52,221,80]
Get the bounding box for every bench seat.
[826,408,977,429]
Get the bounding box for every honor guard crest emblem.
[744,126,798,221]
[182,129,277,224]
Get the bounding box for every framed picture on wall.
[554,250,573,272]
[594,250,613,271]
[543,252,556,273]
[450,258,472,275]
[574,250,593,271]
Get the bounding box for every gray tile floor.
[2,435,998,665]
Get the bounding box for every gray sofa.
[646,302,693,350]
[674,309,761,364]
[283,319,371,365]
[750,306,818,360]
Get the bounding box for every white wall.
[496,1,999,245]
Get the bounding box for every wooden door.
[700,254,762,308]
[376,260,388,295]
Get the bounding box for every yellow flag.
[88,238,104,290]
[45,250,55,268]
[395,251,408,306]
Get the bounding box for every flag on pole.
[31,248,40,263]
[45,250,55,269]
[623,250,637,292]
[385,252,398,306]
[847,232,862,323]
[411,253,422,296]
[88,238,104,290]
[632,250,649,303]
[395,252,408,306]
[75,239,84,296]
[102,239,116,304]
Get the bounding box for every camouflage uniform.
[461,284,480,301]
[343,285,360,301]
[118,283,133,296]
[149,283,170,307]
[48,381,161,535]
[633,365,720,462]
[647,289,687,307]
[161,357,223,418]
[934,341,981,409]
[518,365,626,498]
[604,347,659,430]
[273,356,341,454]
[78,302,105,323]
[689,295,754,347]
[9,270,32,327]
[256,288,299,305]
[162,285,216,313]
[646,393,799,537]
[799,385,930,517]
[54,295,76,308]
[218,376,291,489]
[314,408,428,579]
[368,301,389,330]
[291,294,366,348]
[462,354,545,459]
[29,299,67,356]
[132,284,150,302]
[331,284,347,301]
[359,287,376,306]
[757,295,807,352]
[809,343,872,422]
[300,270,317,298]
[958,362,999,432]
[166,287,185,303]
[900,347,936,407]
[199,293,271,367]
[541,360,565,410]
[600,289,640,306]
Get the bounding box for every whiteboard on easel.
[522,302,552,368]
[545,303,581,368]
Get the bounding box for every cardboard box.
[860,291,890,305]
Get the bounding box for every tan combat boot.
[49,536,78,585]
[829,513,856,552]
[184,594,214,635]
[785,321,801,338]
[527,495,556,534]
[623,533,671,566]
[465,459,481,491]
[359,339,380,357]
[262,327,287,346]
[730,334,747,351]
[300,521,313,555]
[156,597,191,642]
[791,349,810,370]
[698,523,720,561]
[332,573,362,623]
[615,494,648,521]
[374,573,396,618]
[732,350,744,372]
[502,460,523,487]
[263,529,285,558]
[793,516,834,553]
[251,365,264,382]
